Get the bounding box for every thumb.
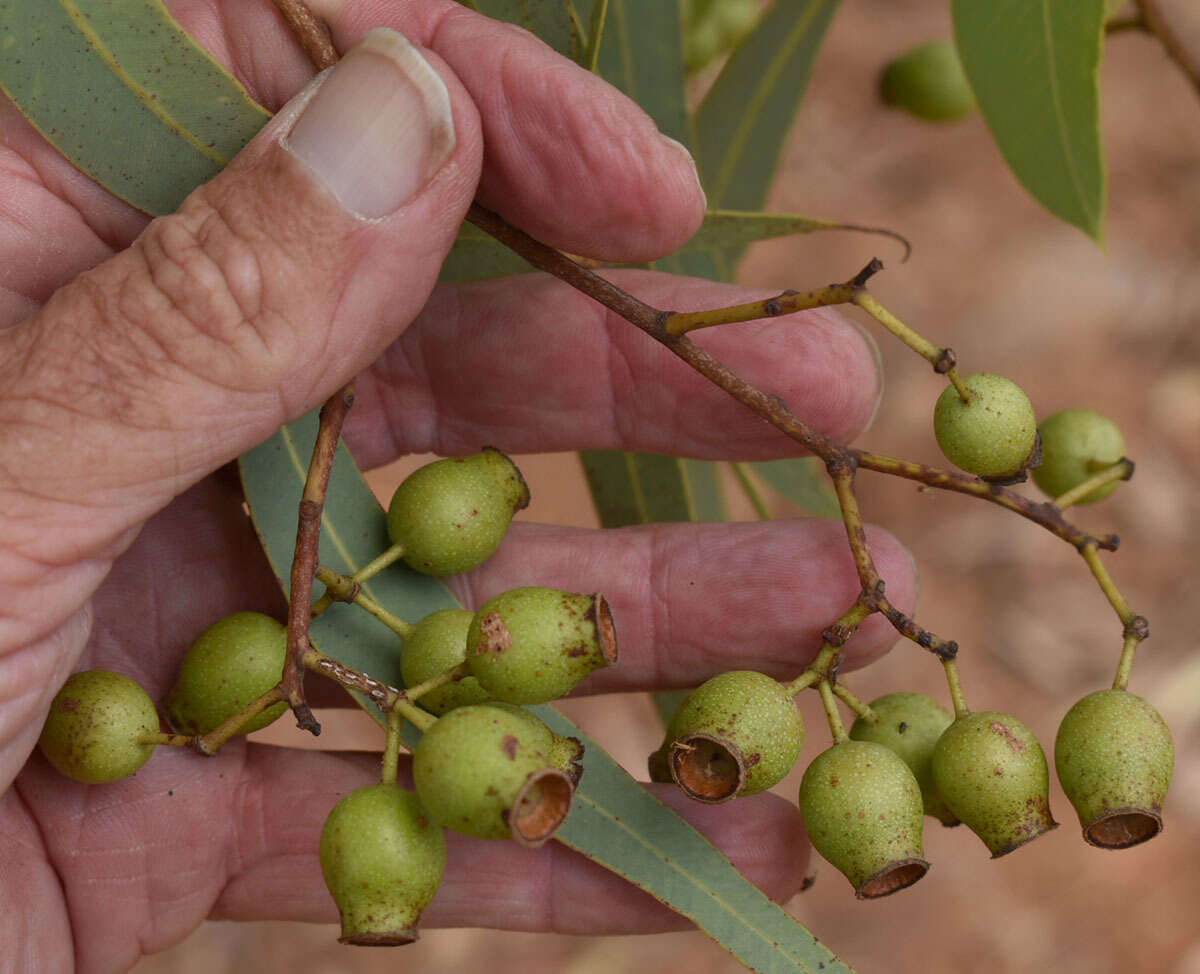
[0,28,477,560]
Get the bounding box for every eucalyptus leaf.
[439,209,901,283]
[579,451,726,526]
[240,413,853,974]
[0,0,269,215]
[596,0,688,142]
[952,0,1106,241]
[456,0,596,63]
[693,0,840,214]
[751,457,840,518]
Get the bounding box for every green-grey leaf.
[692,0,840,214]
[751,458,840,518]
[456,0,589,63]
[0,0,269,215]
[438,223,537,283]
[596,0,688,142]
[441,209,901,284]
[240,412,852,974]
[952,0,1106,241]
[579,451,726,527]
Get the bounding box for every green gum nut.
[933,373,1037,480]
[880,40,976,122]
[1033,409,1126,504]
[932,711,1057,857]
[412,703,574,846]
[164,611,288,736]
[1055,689,1173,849]
[401,609,490,715]
[319,784,446,945]
[664,671,804,803]
[799,741,929,899]
[38,670,160,784]
[482,701,586,786]
[850,692,959,826]
[386,448,530,576]
[466,587,618,705]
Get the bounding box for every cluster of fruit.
[932,371,1129,498]
[33,369,1173,934]
[641,372,1171,898]
[36,449,618,944]
[650,676,1172,899]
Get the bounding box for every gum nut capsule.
[481,701,586,786]
[932,711,1057,856]
[165,611,289,736]
[665,671,804,803]
[850,692,959,826]
[932,373,1037,480]
[401,609,490,715]
[880,40,976,122]
[799,741,929,899]
[319,784,446,945]
[38,670,160,784]
[386,448,530,576]
[1033,409,1126,504]
[1055,689,1173,849]
[412,703,574,845]
[466,587,618,705]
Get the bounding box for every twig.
[314,564,416,638]
[281,385,354,735]
[270,0,338,70]
[268,0,344,736]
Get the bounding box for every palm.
[0,1,914,968]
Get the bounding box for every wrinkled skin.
[0,2,916,970]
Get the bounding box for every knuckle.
[121,191,276,380]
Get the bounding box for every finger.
[345,270,883,465]
[452,519,919,691]
[0,28,479,603]
[316,1,706,261]
[13,742,808,968]
[0,1,704,318]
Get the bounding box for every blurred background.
[137,0,1200,970]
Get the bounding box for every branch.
[271,0,338,70]
[268,0,344,736]
[281,384,355,734]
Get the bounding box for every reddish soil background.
[136,1,1200,972]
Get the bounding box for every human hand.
[0,2,915,969]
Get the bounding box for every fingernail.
[660,134,707,211]
[284,28,455,219]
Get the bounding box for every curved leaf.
[692,0,840,213]
[441,209,897,283]
[0,0,269,215]
[952,0,1106,241]
[240,413,853,974]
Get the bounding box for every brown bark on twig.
[270,0,338,70]
[266,0,345,735]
